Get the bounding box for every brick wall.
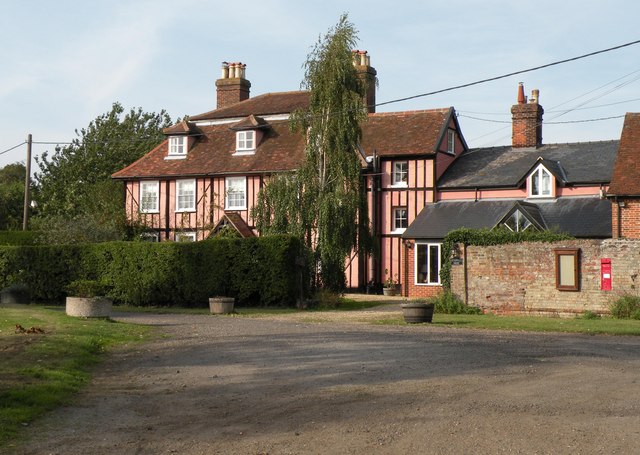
[216,78,251,109]
[450,239,640,316]
[612,199,640,239]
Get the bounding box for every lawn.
[0,305,152,449]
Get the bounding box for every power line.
[0,141,26,156]
[376,38,640,108]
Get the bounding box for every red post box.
[601,258,612,291]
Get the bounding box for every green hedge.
[441,228,573,289]
[0,231,41,246]
[0,235,308,307]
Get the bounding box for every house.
[402,83,618,298]
[112,53,467,289]
[606,112,640,238]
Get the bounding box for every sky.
[2,0,640,169]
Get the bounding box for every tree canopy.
[0,162,26,230]
[33,102,172,242]
[253,14,372,291]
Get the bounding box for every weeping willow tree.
[253,14,372,291]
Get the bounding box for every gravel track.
[12,310,640,455]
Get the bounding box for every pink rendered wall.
[123,175,262,241]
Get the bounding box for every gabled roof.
[210,213,255,238]
[112,108,456,179]
[520,158,568,186]
[163,121,202,136]
[499,201,547,230]
[403,197,611,239]
[229,115,270,131]
[360,108,455,157]
[438,141,618,189]
[190,91,310,121]
[608,113,640,196]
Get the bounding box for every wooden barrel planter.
[401,302,434,323]
[209,297,235,314]
[66,297,113,318]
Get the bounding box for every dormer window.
[236,130,255,153]
[502,209,533,232]
[530,165,552,197]
[168,136,187,157]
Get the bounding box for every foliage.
[0,235,309,307]
[610,294,640,319]
[33,102,172,241]
[580,310,601,320]
[0,306,151,447]
[65,280,107,298]
[0,230,41,245]
[0,162,27,230]
[440,228,573,289]
[416,291,482,314]
[32,214,125,244]
[253,14,372,291]
[383,268,399,288]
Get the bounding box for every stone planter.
[382,287,397,296]
[209,297,235,314]
[401,302,434,323]
[66,296,113,318]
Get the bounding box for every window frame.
[415,242,442,286]
[446,129,455,154]
[225,176,247,210]
[502,209,533,232]
[139,180,160,214]
[555,248,580,291]
[529,164,553,198]
[392,206,408,233]
[236,130,256,152]
[168,136,187,156]
[140,232,159,242]
[176,231,197,242]
[175,179,196,212]
[392,161,408,187]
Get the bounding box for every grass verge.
[0,305,152,449]
[372,312,640,335]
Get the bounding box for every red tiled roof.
[112,107,454,180]
[190,91,310,121]
[360,108,453,156]
[112,120,305,179]
[212,213,256,238]
[163,121,202,135]
[608,113,640,196]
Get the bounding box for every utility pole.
[22,133,32,231]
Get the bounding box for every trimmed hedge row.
[0,231,41,246]
[0,235,308,307]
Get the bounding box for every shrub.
[610,294,640,319]
[580,310,601,320]
[0,235,309,307]
[425,291,482,314]
[0,231,41,246]
[65,280,107,298]
[313,289,342,309]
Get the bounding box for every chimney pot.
[517,82,526,104]
[530,89,539,104]
[216,60,251,108]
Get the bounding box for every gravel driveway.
[13,310,640,454]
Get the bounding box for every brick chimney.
[352,50,377,113]
[216,62,251,109]
[511,83,544,148]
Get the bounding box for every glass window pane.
[542,169,551,195]
[428,244,440,284]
